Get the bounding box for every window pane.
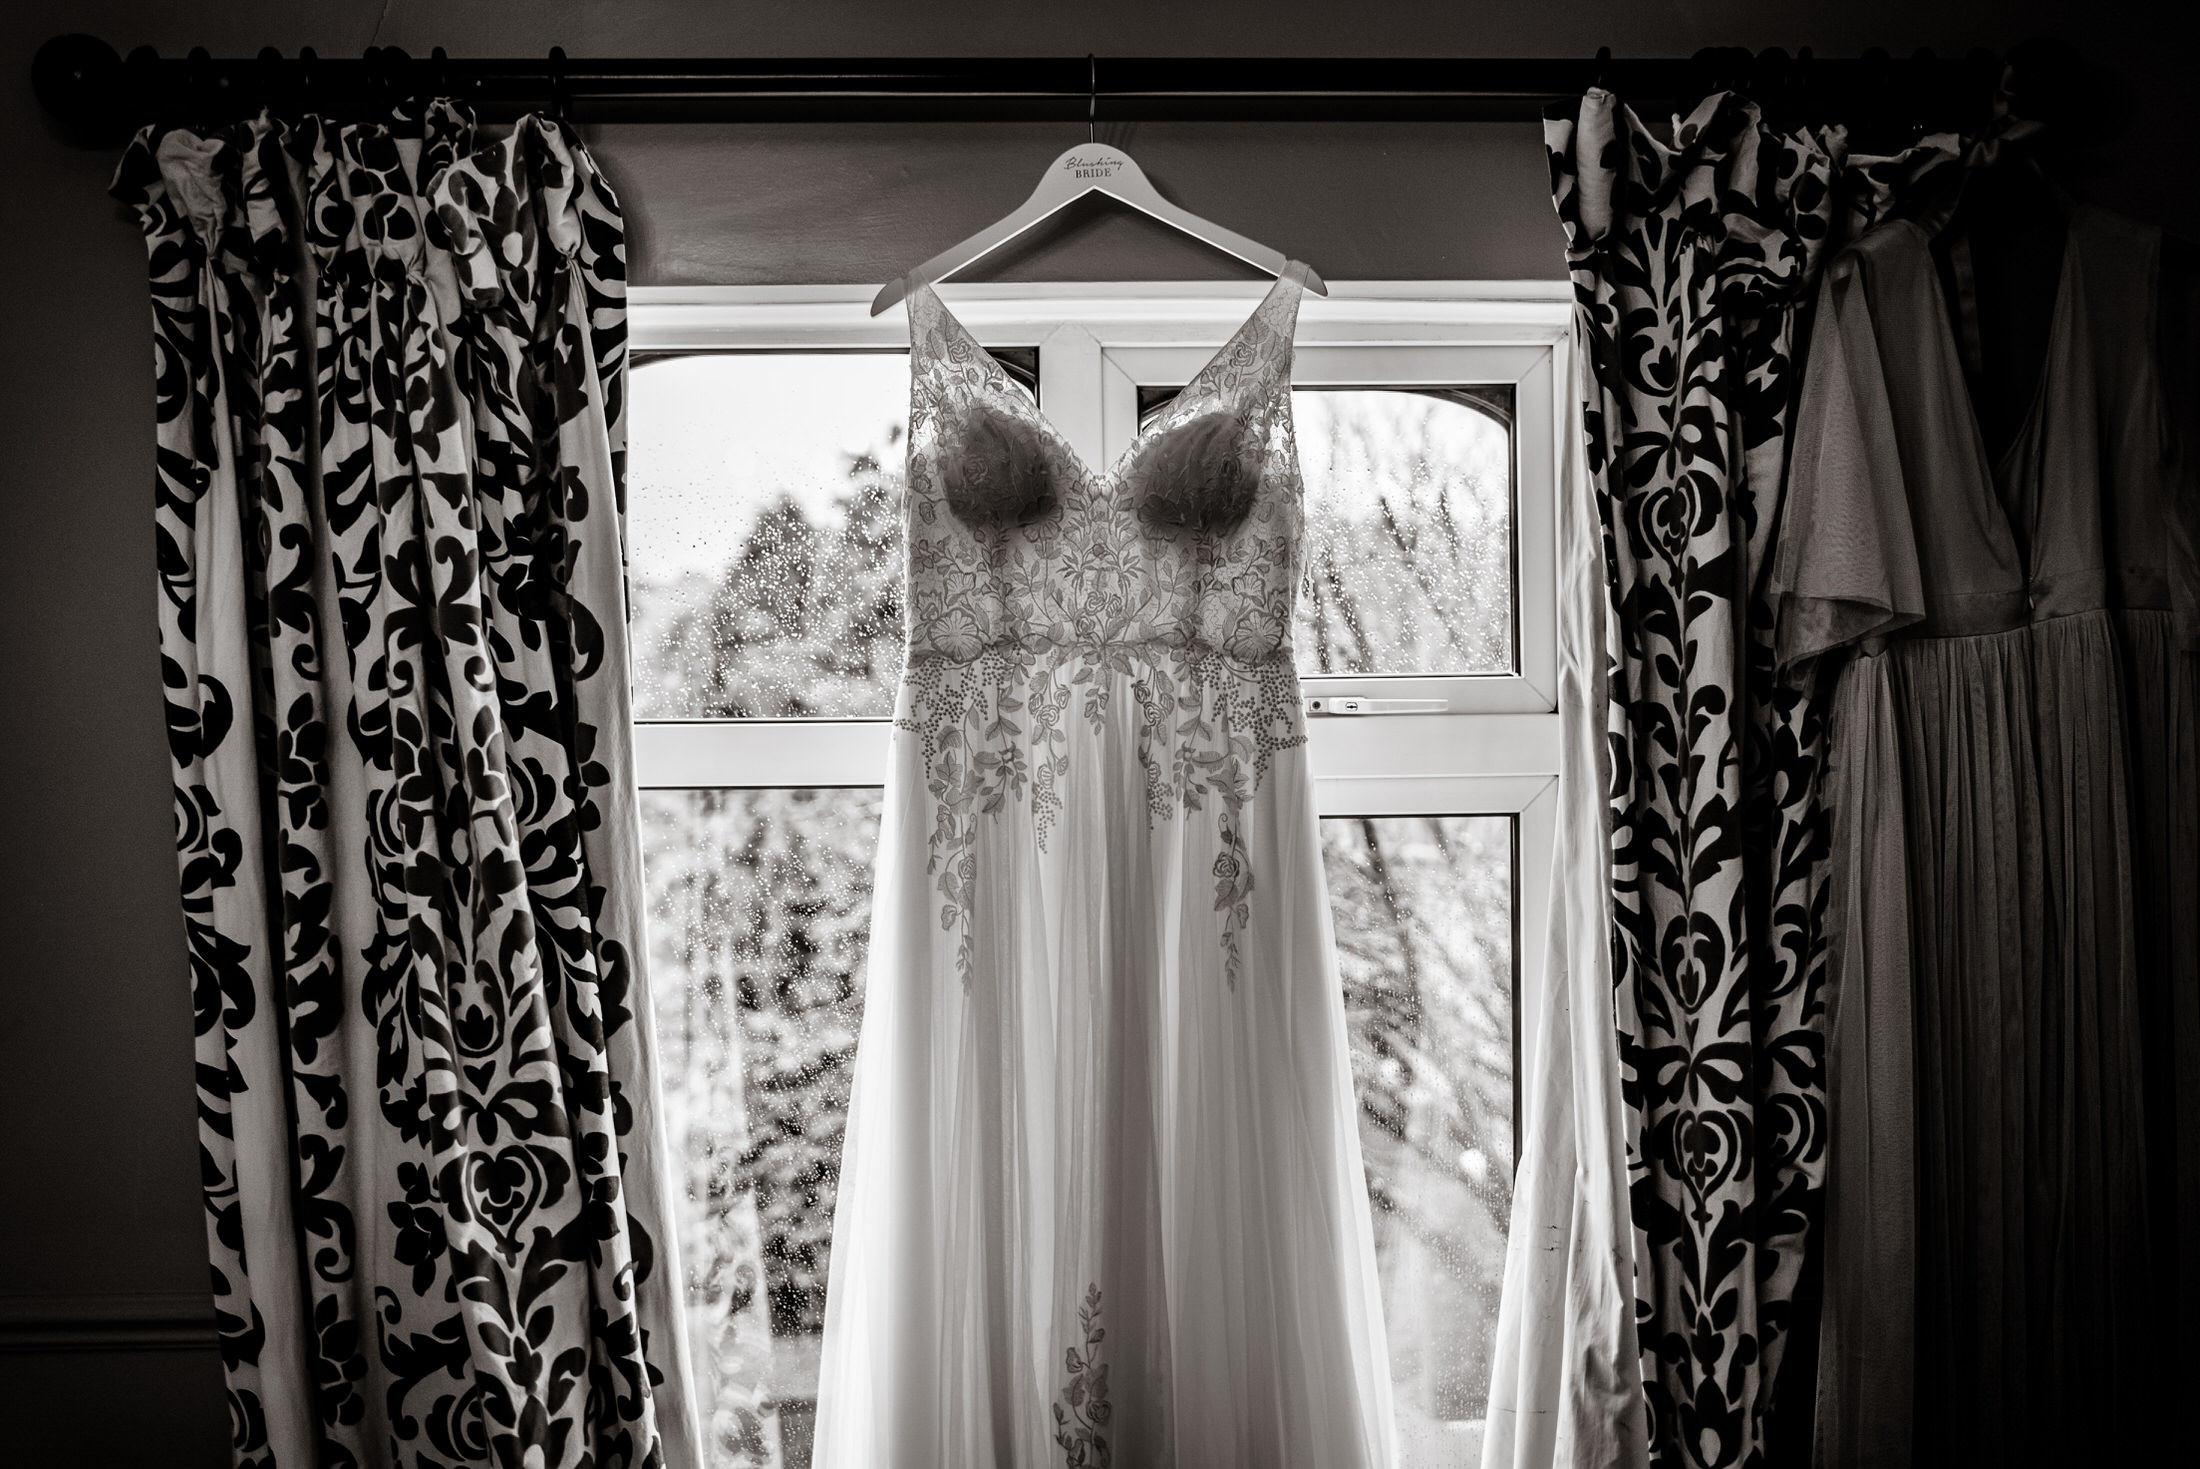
[628,354,911,720]
[1324,814,1515,1468]
[648,793,1512,1469]
[1296,390,1515,677]
[644,787,882,1468]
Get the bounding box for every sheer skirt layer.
[1889,609,2152,1464]
[2116,609,2200,1397]
[813,653,1395,1469]
[1815,651,1915,1469]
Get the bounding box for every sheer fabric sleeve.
[1772,254,1926,667]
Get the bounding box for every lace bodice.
[903,267,1310,664]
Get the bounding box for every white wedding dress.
[813,266,1398,1469]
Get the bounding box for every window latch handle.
[1304,696,1449,716]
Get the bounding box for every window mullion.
[1036,321,1109,472]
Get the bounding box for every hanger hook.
[548,45,569,123]
[1088,53,1096,144]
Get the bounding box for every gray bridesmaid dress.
[1774,208,2172,1466]
[2083,212,2200,1399]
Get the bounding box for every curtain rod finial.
[32,33,126,146]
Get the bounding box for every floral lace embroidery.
[1053,1283,1113,1468]
[898,273,1309,989]
[898,643,1302,987]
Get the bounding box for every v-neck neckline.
[910,266,1305,485]
[1900,217,2078,573]
[1906,216,2076,486]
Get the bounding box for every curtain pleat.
[1523,90,1957,1469]
[113,105,697,1469]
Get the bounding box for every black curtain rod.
[35,33,2007,146]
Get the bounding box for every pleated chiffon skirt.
[1887,608,2153,1464]
[812,651,1397,1469]
[1815,651,1916,1469]
[2116,608,2200,1395]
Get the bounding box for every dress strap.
[903,276,943,357]
[1248,261,1311,352]
[1946,233,1988,385]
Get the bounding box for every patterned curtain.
[1543,91,1952,1468]
[112,103,697,1469]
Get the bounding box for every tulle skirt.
[1890,610,2153,1464]
[813,649,1397,1469]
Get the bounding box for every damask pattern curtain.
[1535,90,1950,1469]
[112,104,697,1469]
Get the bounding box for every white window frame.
[627,279,1572,1094]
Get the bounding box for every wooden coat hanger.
[870,56,1326,316]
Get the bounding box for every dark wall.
[0,2,2180,1463]
[611,118,1564,286]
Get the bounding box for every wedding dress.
[812,264,1398,1469]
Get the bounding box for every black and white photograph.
[1,5,2191,1467]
